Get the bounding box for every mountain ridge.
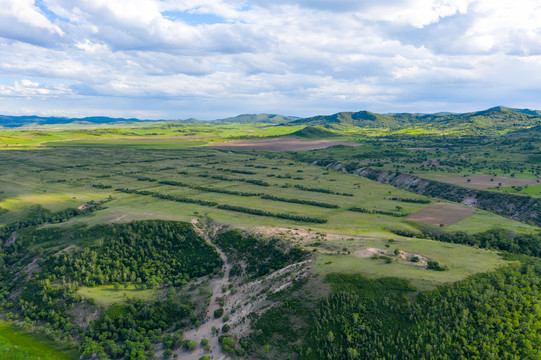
[1,107,540,130]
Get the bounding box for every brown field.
[210,136,360,151]
[421,174,541,189]
[405,202,475,227]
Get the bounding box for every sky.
[0,0,540,119]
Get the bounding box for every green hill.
[286,107,541,133]
[290,126,338,138]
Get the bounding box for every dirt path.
[178,219,232,360]
[175,220,312,359]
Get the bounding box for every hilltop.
[286,106,541,133]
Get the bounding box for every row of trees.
[158,180,262,197]
[0,200,107,241]
[261,194,339,209]
[348,206,406,217]
[294,184,354,197]
[392,227,541,258]
[199,174,270,187]
[216,204,327,224]
[115,188,218,206]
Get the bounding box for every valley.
[1,107,541,359]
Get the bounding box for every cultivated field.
[405,202,476,227]
[210,136,360,151]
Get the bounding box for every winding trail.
[178,219,232,360]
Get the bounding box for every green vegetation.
[261,194,339,208]
[293,184,354,196]
[2,109,541,359]
[302,261,541,359]
[392,226,541,258]
[216,204,328,223]
[47,220,223,286]
[215,230,308,278]
[348,206,406,217]
[0,322,74,360]
[82,300,190,359]
[77,285,158,307]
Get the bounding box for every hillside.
[286,107,541,133]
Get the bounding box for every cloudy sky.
[0,0,540,119]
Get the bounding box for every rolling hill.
[285,107,541,133]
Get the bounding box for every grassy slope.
[313,237,508,291]
[0,322,74,360]
[0,144,531,297]
[77,285,158,307]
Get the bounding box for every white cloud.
[0,79,68,97]
[0,0,539,118]
[0,0,64,46]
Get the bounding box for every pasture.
[77,285,159,307]
[1,146,535,240]
[0,322,74,360]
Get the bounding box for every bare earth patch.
[426,174,541,189]
[210,136,360,151]
[405,202,475,227]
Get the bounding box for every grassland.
[0,143,533,301]
[312,237,508,291]
[1,146,536,239]
[1,119,540,359]
[77,285,159,307]
[0,322,74,360]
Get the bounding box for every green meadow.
[0,322,74,360]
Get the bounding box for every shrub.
[214,308,224,318]
[183,339,197,351]
[427,260,446,271]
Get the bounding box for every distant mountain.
[286,107,541,133]
[0,113,300,127]
[0,115,156,128]
[2,107,540,132]
[212,113,300,124]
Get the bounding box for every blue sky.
[0,0,540,119]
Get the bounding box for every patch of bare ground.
[4,231,18,247]
[67,302,101,331]
[429,174,541,189]
[355,248,429,268]
[77,202,90,210]
[405,202,475,227]
[210,136,360,151]
[174,220,312,360]
[53,244,81,256]
[23,257,41,279]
